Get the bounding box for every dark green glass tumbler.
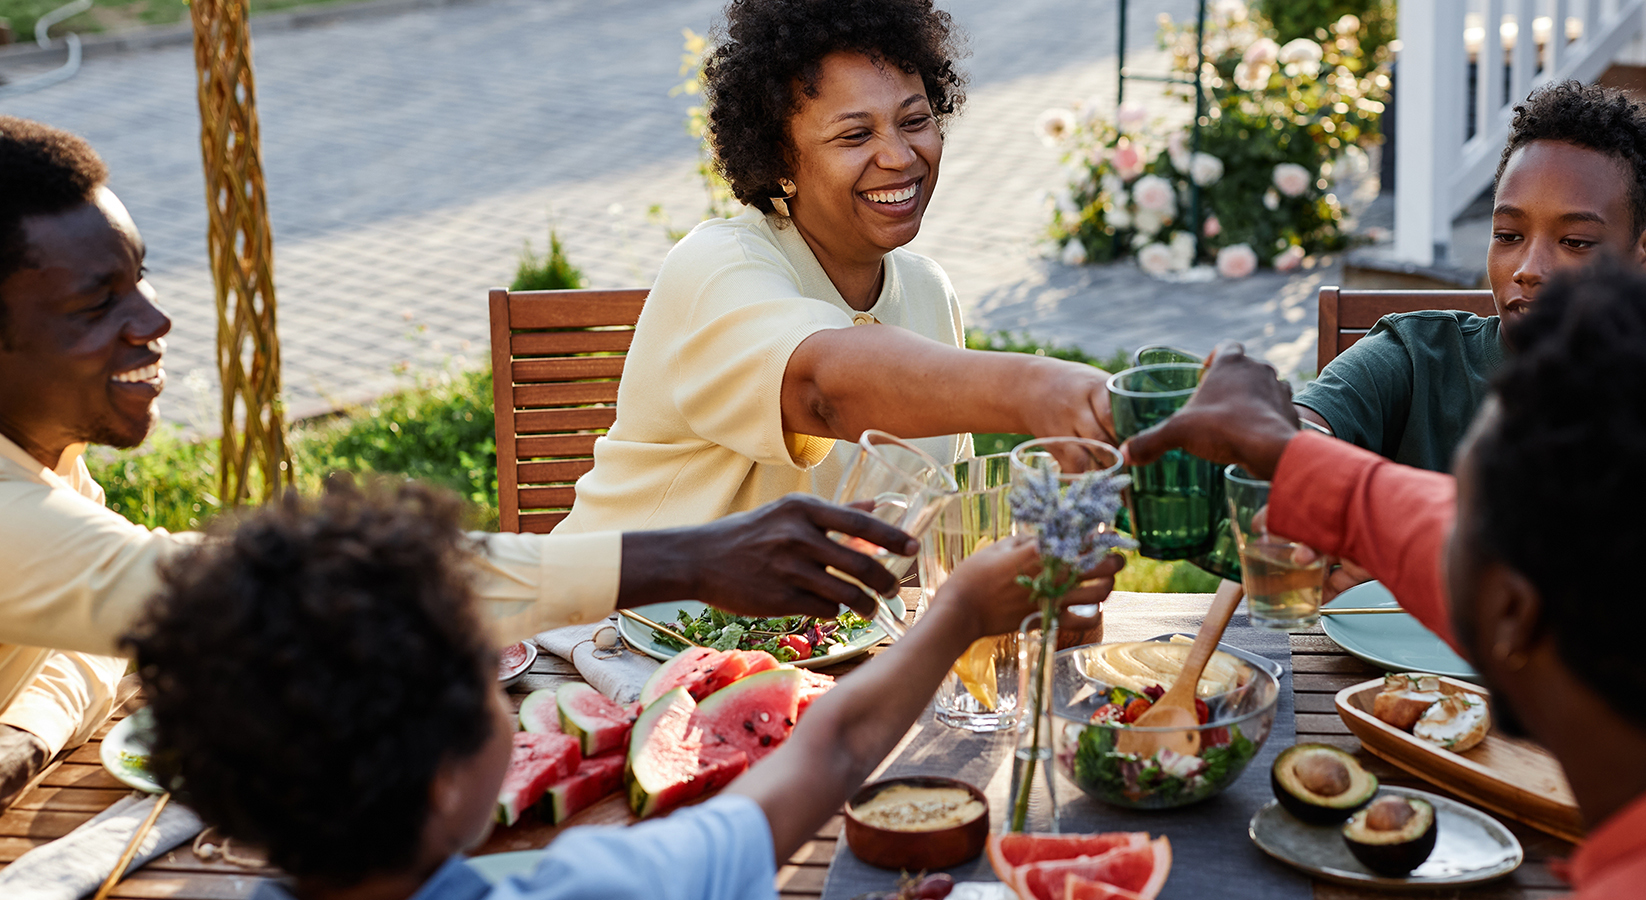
[1107,363,1222,560]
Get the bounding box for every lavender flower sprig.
[1006,463,1132,832]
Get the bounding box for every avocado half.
[1342,795,1437,877]
[1270,743,1378,824]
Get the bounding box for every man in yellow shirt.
[0,118,915,805]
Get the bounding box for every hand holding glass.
[1225,466,1327,630]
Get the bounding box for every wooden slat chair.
[1316,286,1497,372]
[489,287,647,533]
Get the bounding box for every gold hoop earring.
[771,178,797,217]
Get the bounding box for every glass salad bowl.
[1052,636,1280,809]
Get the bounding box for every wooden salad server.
[1116,579,1244,758]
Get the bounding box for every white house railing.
[1394,0,1646,266]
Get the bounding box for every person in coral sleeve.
[1123,261,1646,899]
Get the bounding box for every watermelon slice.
[1064,876,1148,900]
[986,832,1150,882]
[736,649,781,676]
[518,687,562,734]
[556,682,636,756]
[637,647,724,707]
[1012,837,1172,900]
[625,686,749,817]
[693,667,805,764]
[546,753,625,824]
[795,668,835,718]
[496,730,581,826]
[695,651,756,697]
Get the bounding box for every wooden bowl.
[844,776,989,870]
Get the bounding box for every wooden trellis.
[191,0,289,505]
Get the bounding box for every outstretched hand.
[1120,341,1301,480]
[1022,358,1118,445]
[634,494,918,620]
[932,535,1122,641]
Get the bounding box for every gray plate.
[100,707,164,794]
[616,597,903,670]
[1321,582,1478,680]
[1248,785,1522,889]
[466,850,542,882]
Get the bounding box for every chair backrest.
[489,287,648,533]
[1316,286,1497,372]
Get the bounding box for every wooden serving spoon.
[1115,579,1245,758]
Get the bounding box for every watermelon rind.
[548,754,625,824]
[637,647,722,708]
[692,667,805,764]
[556,682,633,756]
[518,687,560,734]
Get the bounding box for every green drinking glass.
[1107,363,1222,560]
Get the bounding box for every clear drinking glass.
[1006,610,1059,833]
[1107,364,1223,560]
[830,430,959,640]
[919,453,1017,730]
[1225,465,1327,630]
[1006,436,1122,647]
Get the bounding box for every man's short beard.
[86,409,156,451]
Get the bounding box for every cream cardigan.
[557,207,971,534]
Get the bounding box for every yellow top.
[557,207,971,533]
[0,432,626,748]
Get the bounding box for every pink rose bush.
[1040,0,1385,274]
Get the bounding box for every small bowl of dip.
[844,776,989,870]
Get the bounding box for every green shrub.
[511,229,585,292]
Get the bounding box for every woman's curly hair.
[1496,80,1646,235]
[123,478,496,883]
[703,0,969,213]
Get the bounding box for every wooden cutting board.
[1334,675,1584,843]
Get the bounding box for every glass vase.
[1006,610,1059,833]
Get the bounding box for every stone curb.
[0,0,488,67]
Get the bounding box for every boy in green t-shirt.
[1295,80,1646,473]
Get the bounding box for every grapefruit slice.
[986,832,1150,883]
[1012,837,1171,900]
[1064,876,1148,900]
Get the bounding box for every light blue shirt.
[251,795,777,900]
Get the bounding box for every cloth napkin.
[0,792,203,900]
[535,615,660,705]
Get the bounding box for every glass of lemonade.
[1225,465,1327,629]
[919,454,1019,731]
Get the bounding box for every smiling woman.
[555,0,1123,535]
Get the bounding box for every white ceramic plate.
[100,707,164,794]
[1249,785,1522,888]
[466,849,543,882]
[617,597,903,670]
[1321,582,1478,679]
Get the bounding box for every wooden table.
[0,602,1579,899]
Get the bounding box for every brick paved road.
[0,0,1332,427]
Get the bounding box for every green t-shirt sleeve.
[1294,319,1415,459]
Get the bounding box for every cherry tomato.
[1194,697,1210,725]
[1122,697,1153,723]
[778,634,812,659]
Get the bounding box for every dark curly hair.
[703,0,969,212]
[123,479,497,883]
[1495,80,1646,235]
[1472,257,1646,728]
[0,117,108,342]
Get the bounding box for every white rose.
[1273,244,1305,272]
[1132,174,1177,215]
[1107,201,1132,229]
[1202,214,1222,238]
[1060,239,1088,266]
[1335,13,1361,35]
[1216,243,1259,279]
[1277,38,1323,67]
[1233,61,1273,92]
[1133,208,1165,237]
[1035,108,1078,146]
[1189,152,1224,187]
[1243,37,1279,66]
[1100,173,1125,198]
[1137,242,1175,276]
[1273,162,1311,197]
[1169,230,1197,270]
[1212,0,1248,24]
[1263,188,1280,210]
